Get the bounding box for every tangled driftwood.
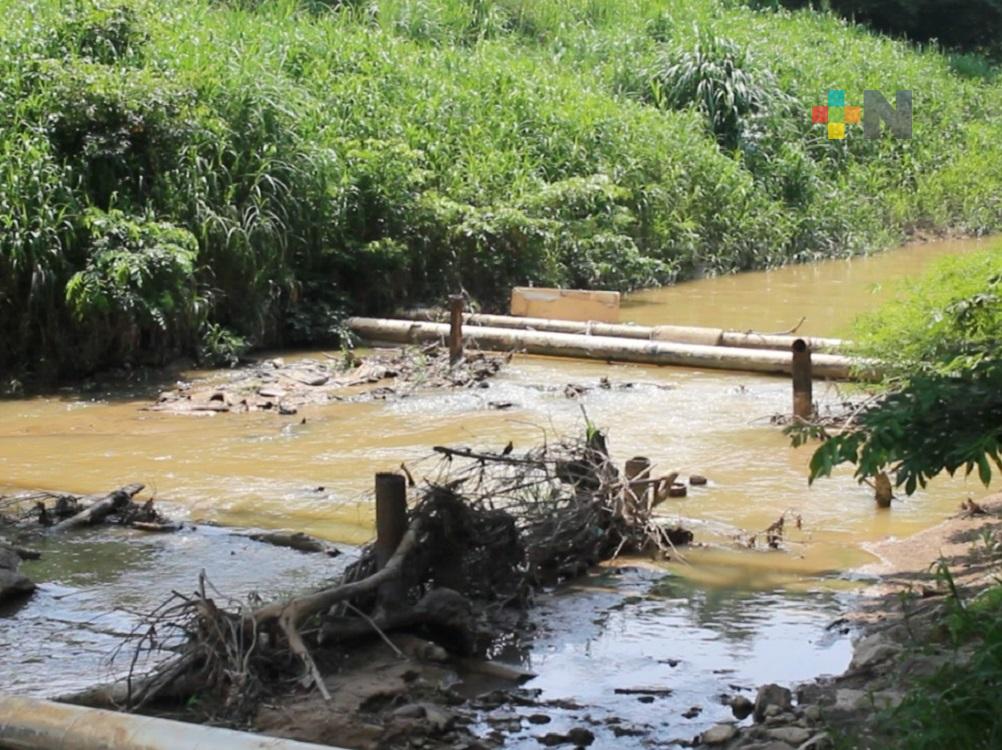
[91,429,692,719]
[0,484,178,532]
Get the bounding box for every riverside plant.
[1,0,1000,379]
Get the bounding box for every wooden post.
[374,472,408,608]
[624,456,652,511]
[375,472,407,570]
[792,338,813,420]
[449,295,464,365]
[874,472,893,509]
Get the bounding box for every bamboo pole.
[0,694,340,750]
[347,317,872,381]
[452,313,845,352]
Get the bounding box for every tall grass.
[1,0,1000,378]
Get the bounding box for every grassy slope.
[1,0,1000,377]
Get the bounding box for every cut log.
[51,484,144,532]
[347,318,870,380]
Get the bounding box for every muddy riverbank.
[694,493,1002,750]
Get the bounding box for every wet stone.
[798,732,834,750]
[754,684,793,722]
[730,694,754,720]
[767,726,812,745]
[701,723,738,745]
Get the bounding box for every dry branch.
[116,430,692,717]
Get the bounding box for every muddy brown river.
[1,236,997,746]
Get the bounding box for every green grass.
[1,0,1001,378]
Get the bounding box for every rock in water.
[566,728,595,747]
[0,545,36,602]
[754,683,792,722]
[729,694,754,720]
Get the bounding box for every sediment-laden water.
[0,236,994,743]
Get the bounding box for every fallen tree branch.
[51,484,144,532]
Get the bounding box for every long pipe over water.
[0,694,343,750]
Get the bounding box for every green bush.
[65,209,201,369]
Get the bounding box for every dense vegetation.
[800,245,1002,494]
[2,0,1001,379]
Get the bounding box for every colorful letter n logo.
[812,89,912,139]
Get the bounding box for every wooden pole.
[624,456,652,510]
[374,472,408,608]
[374,473,408,570]
[874,472,893,509]
[792,338,813,419]
[398,311,847,353]
[346,317,870,381]
[449,295,464,365]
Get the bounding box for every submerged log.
[431,313,845,352]
[348,318,869,380]
[246,530,339,555]
[51,484,145,532]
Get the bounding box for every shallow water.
[1,525,351,698]
[0,235,997,722]
[483,567,852,748]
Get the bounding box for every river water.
[0,236,996,744]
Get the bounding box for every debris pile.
[0,484,177,533]
[88,429,693,739]
[149,346,510,415]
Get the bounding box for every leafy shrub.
[197,322,249,368]
[48,0,147,64]
[37,62,196,211]
[65,210,201,368]
[649,31,784,150]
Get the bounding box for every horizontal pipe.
[348,318,872,380]
[459,313,844,352]
[0,694,341,750]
